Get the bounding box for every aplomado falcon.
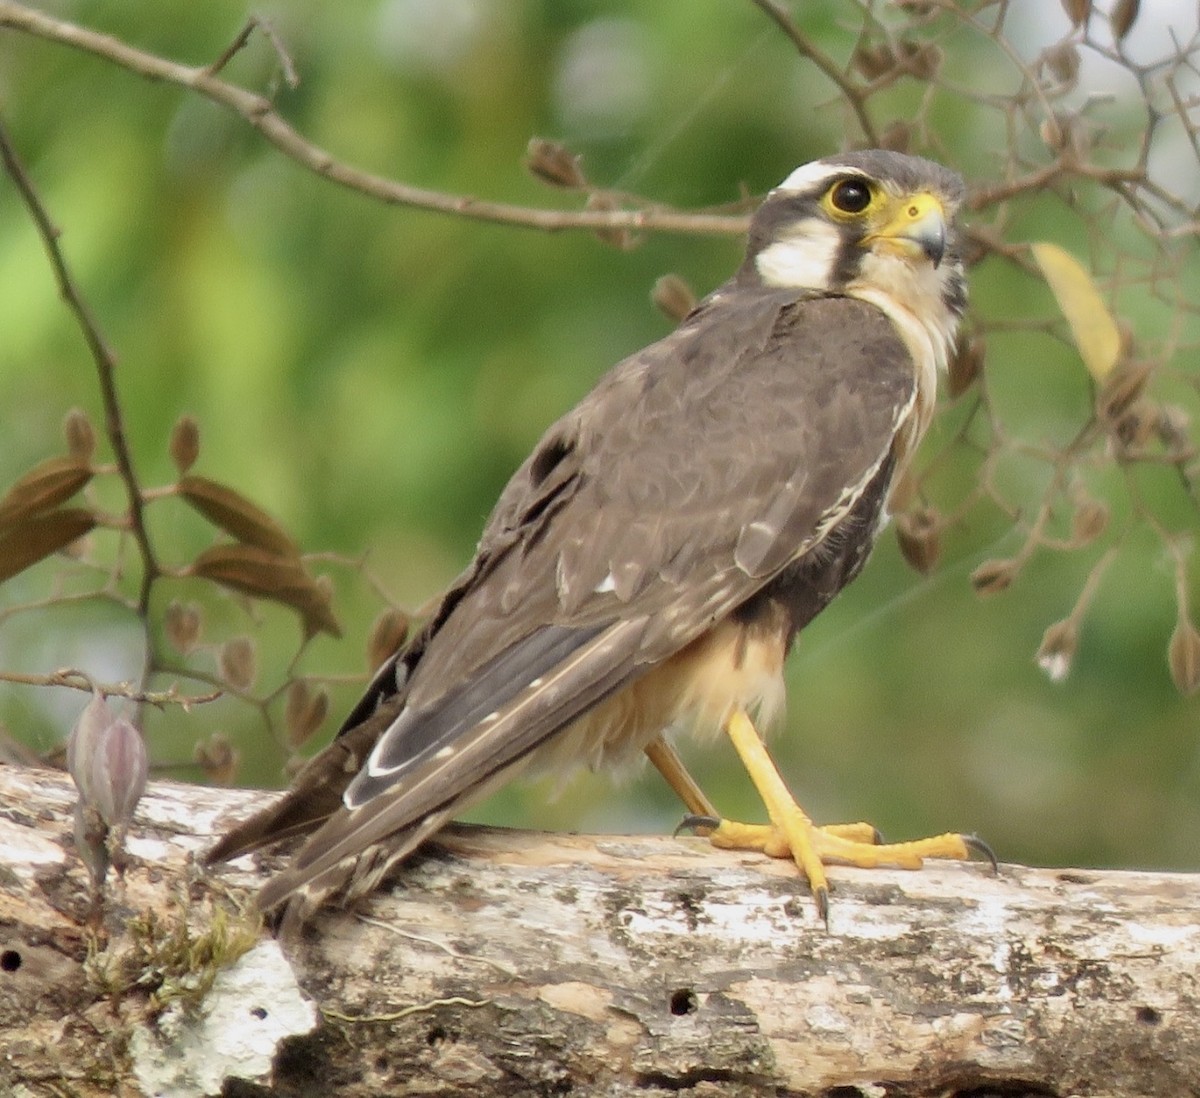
[208,149,980,923]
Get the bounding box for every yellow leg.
[714,709,981,920]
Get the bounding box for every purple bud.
[67,692,149,829]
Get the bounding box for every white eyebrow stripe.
[776,161,868,193]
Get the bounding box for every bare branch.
[0,1,748,239]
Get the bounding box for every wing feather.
[234,288,918,911]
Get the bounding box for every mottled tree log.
[1,762,1197,1097]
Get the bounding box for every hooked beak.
[867,192,947,267]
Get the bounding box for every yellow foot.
[674,710,994,924]
[693,813,993,922]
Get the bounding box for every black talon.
[675,814,721,838]
[962,833,998,874]
[815,884,830,929]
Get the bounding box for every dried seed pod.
[651,275,696,324]
[525,138,587,190]
[895,506,942,575]
[285,680,329,749]
[1071,499,1109,545]
[878,121,911,153]
[852,44,893,80]
[194,731,239,786]
[219,636,258,692]
[169,415,201,475]
[1044,42,1080,86]
[1114,399,1158,451]
[367,607,411,672]
[63,408,97,462]
[1168,616,1200,696]
[1040,116,1066,152]
[1060,0,1092,27]
[904,42,942,81]
[1111,0,1140,41]
[164,599,204,655]
[1035,619,1078,683]
[970,557,1018,597]
[947,334,985,399]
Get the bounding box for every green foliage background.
[0,1,1196,874]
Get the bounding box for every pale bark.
[1,762,1197,1097]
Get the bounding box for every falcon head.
[740,149,967,369]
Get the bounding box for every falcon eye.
[829,179,872,214]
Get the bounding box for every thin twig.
[0,668,221,708]
[206,15,299,90]
[748,0,878,145]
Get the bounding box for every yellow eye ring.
[829,178,872,214]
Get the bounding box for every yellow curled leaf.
[1031,242,1121,381]
[0,455,93,530]
[0,508,96,584]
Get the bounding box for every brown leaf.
[651,275,696,324]
[367,607,411,671]
[0,508,96,584]
[169,415,201,475]
[970,558,1018,597]
[895,506,941,575]
[219,636,258,692]
[1111,0,1140,40]
[164,600,204,655]
[63,408,97,462]
[1060,0,1092,27]
[178,475,299,558]
[1168,616,1200,696]
[1031,242,1121,382]
[0,456,93,530]
[189,543,341,638]
[525,138,587,190]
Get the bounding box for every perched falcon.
[208,149,976,923]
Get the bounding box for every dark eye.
[830,179,872,214]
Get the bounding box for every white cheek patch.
[755,222,841,289]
